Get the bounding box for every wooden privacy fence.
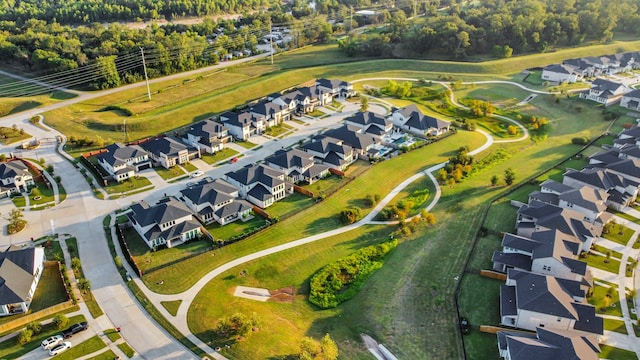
[480,270,507,281]
[0,301,75,334]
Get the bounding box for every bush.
[340,208,361,224]
[17,329,32,345]
[53,314,69,330]
[571,136,590,145]
[27,321,41,334]
[309,240,397,309]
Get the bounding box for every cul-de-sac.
[1,1,640,359]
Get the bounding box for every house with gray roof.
[219,111,264,141]
[224,164,292,208]
[343,111,393,136]
[500,269,603,337]
[562,168,637,211]
[0,160,34,197]
[391,104,450,137]
[541,64,582,83]
[497,327,599,360]
[250,101,290,126]
[516,200,601,252]
[316,78,355,99]
[129,196,203,249]
[323,125,380,156]
[579,79,629,106]
[0,246,44,316]
[562,58,596,77]
[140,137,199,169]
[180,178,252,225]
[620,89,640,111]
[529,180,608,224]
[183,120,231,154]
[264,149,329,184]
[96,143,151,182]
[302,137,356,171]
[492,230,592,286]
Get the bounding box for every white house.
[0,160,35,197]
[541,64,582,83]
[620,89,640,111]
[579,79,629,106]
[180,179,253,225]
[183,120,231,154]
[0,246,45,316]
[96,143,151,182]
[224,164,292,208]
[391,104,450,136]
[140,137,198,169]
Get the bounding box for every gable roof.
[544,64,578,75]
[130,196,192,227]
[0,247,39,305]
[219,111,258,128]
[589,78,627,96]
[140,137,187,157]
[250,101,286,117]
[563,168,632,191]
[188,120,228,139]
[507,269,581,319]
[180,179,236,207]
[264,148,315,170]
[518,200,601,241]
[395,104,450,130]
[97,143,147,167]
[324,126,378,151]
[316,78,350,90]
[225,164,284,187]
[623,88,640,100]
[344,111,390,128]
[0,160,29,180]
[303,136,353,156]
[558,187,607,213]
[497,327,600,360]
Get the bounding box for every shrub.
[53,314,69,330]
[17,329,32,345]
[340,208,360,224]
[26,321,41,334]
[571,136,590,145]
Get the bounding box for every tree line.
[339,0,640,58]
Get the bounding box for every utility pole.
[349,6,353,33]
[123,119,127,142]
[269,18,274,65]
[140,47,151,101]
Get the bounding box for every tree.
[30,188,40,197]
[299,337,319,359]
[17,329,32,345]
[71,257,81,271]
[94,55,121,89]
[53,314,69,330]
[507,125,518,135]
[490,174,499,186]
[504,168,516,186]
[78,278,91,294]
[360,96,369,112]
[422,211,436,226]
[320,333,339,360]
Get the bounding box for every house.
[96,143,151,182]
[129,196,203,249]
[391,104,450,137]
[497,327,600,360]
[250,101,290,126]
[264,148,330,184]
[620,89,640,111]
[302,136,357,171]
[183,120,231,154]
[224,164,292,208]
[180,178,253,225]
[578,79,629,106]
[140,137,199,169]
[0,160,35,197]
[563,168,638,210]
[323,126,379,156]
[219,111,264,141]
[562,58,596,78]
[528,180,608,224]
[343,111,393,136]
[492,230,592,286]
[500,269,603,337]
[541,64,582,83]
[0,246,44,316]
[516,200,601,252]
[316,78,356,99]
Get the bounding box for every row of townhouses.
[542,51,640,83]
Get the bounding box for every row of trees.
[340,0,640,58]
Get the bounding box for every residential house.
[323,126,379,156]
[516,200,601,252]
[562,168,638,210]
[219,111,264,141]
[497,327,600,360]
[343,111,393,136]
[541,64,582,83]
[391,104,450,137]
[96,143,151,182]
[0,246,44,316]
[492,230,592,286]
[180,178,253,225]
[620,89,640,111]
[224,164,292,208]
[140,137,199,169]
[129,196,203,249]
[316,78,356,100]
[528,180,608,224]
[302,137,357,171]
[0,160,35,197]
[500,269,603,337]
[183,120,231,154]
[264,148,330,184]
[250,101,290,126]
[578,79,629,106]
[562,58,596,78]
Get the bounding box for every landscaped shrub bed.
[309,239,397,309]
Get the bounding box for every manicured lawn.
[584,252,621,274]
[301,174,349,198]
[0,126,31,144]
[0,314,85,359]
[235,141,258,149]
[104,176,152,195]
[29,180,56,207]
[104,329,121,342]
[87,350,118,360]
[464,331,499,360]
[604,318,628,335]
[182,162,198,172]
[307,109,326,117]
[591,244,623,259]
[154,166,186,181]
[200,148,239,165]
[206,215,269,242]
[263,123,294,137]
[44,238,64,262]
[587,284,623,317]
[483,199,518,234]
[264,192,314,219]
[117,342,135,357]
[29,262,69,311]
[602,223,635,246]
[161,300,182,316]
[56,335,106,360]
[11,194,25,208]
[599,345,638,360]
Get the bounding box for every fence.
[81,149,107,158]
[0,301,75,334]
[293,185,314,198]
[252,206,272,220]
[480,270,507,281]
[116,223,143,277]
[328,167,345,177]
[16,158,50,189]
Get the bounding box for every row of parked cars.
[41,322,88,356]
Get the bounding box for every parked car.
[41,335,64,350]
[191,170,204,178]
[230,157,239,163]
[460,317,470,334]
[62,322,88,338]
[49,341,72,356]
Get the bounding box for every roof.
[558,187,607,213]
[502,233,540,253]
[144,218,201,243]
[507,269,580,320]
[589,78,627,96]
[492,251,532,271]
[130,196,192,228]
[214,199,253,219]
[518,201,601,242]
[540,179,574,194]
[497,327,600,360]
[395,104,451,130]
[250,101,285,117]
[140,137,188,157]
[225,164,284,187]
[264,148,315,171]
[188,120,228,139]
[0,246,40,305]
[180,179,237,207]
[563,168,629,192]
[247,183,274,201]
[543,64,578,75]
[97,143,147,167]
[344,111,391,128]
[0,160,29,180]
[219,111,258,128]
[316,78,350,89]
[324,126,378,151]
[303,136,352,156]
[623,88,640,99]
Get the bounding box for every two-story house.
[0,160,35,197]
[541,64,583,83]
[250,101,290,126]
[620,89,640,111]
[140,137,198,169]
[528,180,608,224]
[497,327,599,360]
[264,148,330,184]
[579,79,629,106]
[302,137,357,171]
[183,120,231,154]
[0,246,44,316]
[343,111,393,136]
[219,111,264,141]
[180,178,253,225]
[224,164,292,208]
[129,196,203,249]
[391,104,450,137]
[316,78,356,100]
[96,143,151,182]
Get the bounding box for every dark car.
[62,322,89,338]
[460,317,470,335]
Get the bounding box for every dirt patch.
[268,287,295,303]
[233,286,295,303]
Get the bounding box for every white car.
[41,335,63,350]
[49,341,71,356]
[191,170,204,178]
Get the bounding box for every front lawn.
[599,345,638,360]
[602,222,635,246]
[0,126,31,144]
[584,252,621,274]
[154,166,186,181]
[104,176,152,195]
[200,148,239,165]
[182,162,198,172]
[587,284,623,317]
[235,141,258,149]
[206,215,269,242]
[604,318,628,335]
[56,335,106,360]
[263,123,294,137]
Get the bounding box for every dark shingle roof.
[225,164,284,187]
[188,120,228,139]
[181,180,235,208]
[0,160,29,180]
[140,137,187,157]
[265,149,315,170]
[497,327,600,360]
[0,247,38,305]
[395,104,450,130]
[130,196,192,227]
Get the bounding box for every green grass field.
[588,284,623,317]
